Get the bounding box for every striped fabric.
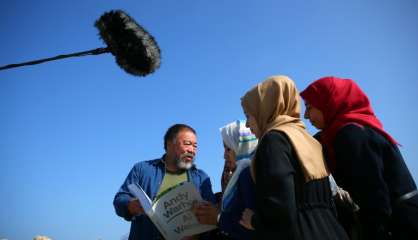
[220,120,258,211]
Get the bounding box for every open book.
[127,182,217,240]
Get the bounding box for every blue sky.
[1,0,418,239]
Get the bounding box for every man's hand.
[239,208,254,230]
[127,198,144,216]
[192,201,219,225]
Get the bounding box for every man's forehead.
[177,130,197,140]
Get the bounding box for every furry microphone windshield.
[0,10,161,77]
[95,10,161,76]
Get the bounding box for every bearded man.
[113,124,216,240]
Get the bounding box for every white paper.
[127,183,153,214]
[128,182,217,240]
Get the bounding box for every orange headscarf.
[241,75,329,182]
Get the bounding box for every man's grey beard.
[176,153,195,170]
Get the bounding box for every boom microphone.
[0,10,161,77]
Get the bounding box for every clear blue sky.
[1,0,417,239]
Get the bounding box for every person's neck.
[164,154,184,174]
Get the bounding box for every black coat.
[252,130,348,240]
[333,124,418,240]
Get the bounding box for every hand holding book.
[127,182,217,240]
[128,198,144,216]
[192,201,219,225]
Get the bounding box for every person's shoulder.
[339,124,394,148]
[133,157,163,170]
[335,124,368,144]
[239,166,252,180]
[262,130,290,143]
[338,124,366,136]
[259,130,292,150]
[192,166,210,178]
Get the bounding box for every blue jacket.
[218,166,255,240]
[114,157,216,240]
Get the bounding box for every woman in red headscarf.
[239,76,348,240]
[301,76,418,239]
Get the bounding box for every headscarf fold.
[220,120,258,161]
[300,76,397,171]
[241,75,329,182]
[220,120,258,211]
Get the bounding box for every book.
[127,182,217,240]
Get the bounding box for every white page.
[127,183,169,239]
[152,182,217,239]
[127,183,153,214]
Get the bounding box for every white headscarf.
[220,120,258,161]
[220,120,258,211]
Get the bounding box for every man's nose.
[187,146,196,154]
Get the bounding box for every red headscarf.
[300,76,397,171]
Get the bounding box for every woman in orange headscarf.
[239,76,348,239]
[301,76,418,239]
